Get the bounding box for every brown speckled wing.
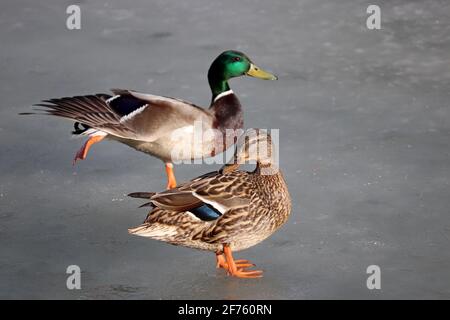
[150,191,203,212]
[150,170,253,214]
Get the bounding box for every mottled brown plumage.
[128,131,291,277]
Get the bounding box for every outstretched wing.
[23,89,212,142]
[24,94,136,138]
[108,89,213,142]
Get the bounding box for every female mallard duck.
[22,50,277,189]
[128,131,291,278]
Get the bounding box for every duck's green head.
[208,50,277,101]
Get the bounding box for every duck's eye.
[233,57,241,62]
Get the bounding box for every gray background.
[1,0,450,299]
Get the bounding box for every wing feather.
[24,89,212,142]
[115,89,213,142]
[147,171,252,215]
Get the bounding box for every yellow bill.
[246,63,278,80]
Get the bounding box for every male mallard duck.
[22,50,277,189]
[128,130,291,278]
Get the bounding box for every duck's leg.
[215,251,254,270]
[73,135,105,165]
[222,244,263,278]
[165,162,177,189]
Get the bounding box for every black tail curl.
[72,122,91,135]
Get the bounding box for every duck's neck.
[209,89,243,133]
[208,65,232,105]
[208,66,243,133]
[210,79,230,103]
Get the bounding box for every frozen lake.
[1,0,450,299]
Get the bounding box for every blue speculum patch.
[190,203,222,221]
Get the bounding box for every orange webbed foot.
[228,269,264,279]
[220,245,263,279]
[216,253,255,270]
[72,135,105,166]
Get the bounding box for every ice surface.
[1,0,450,299]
